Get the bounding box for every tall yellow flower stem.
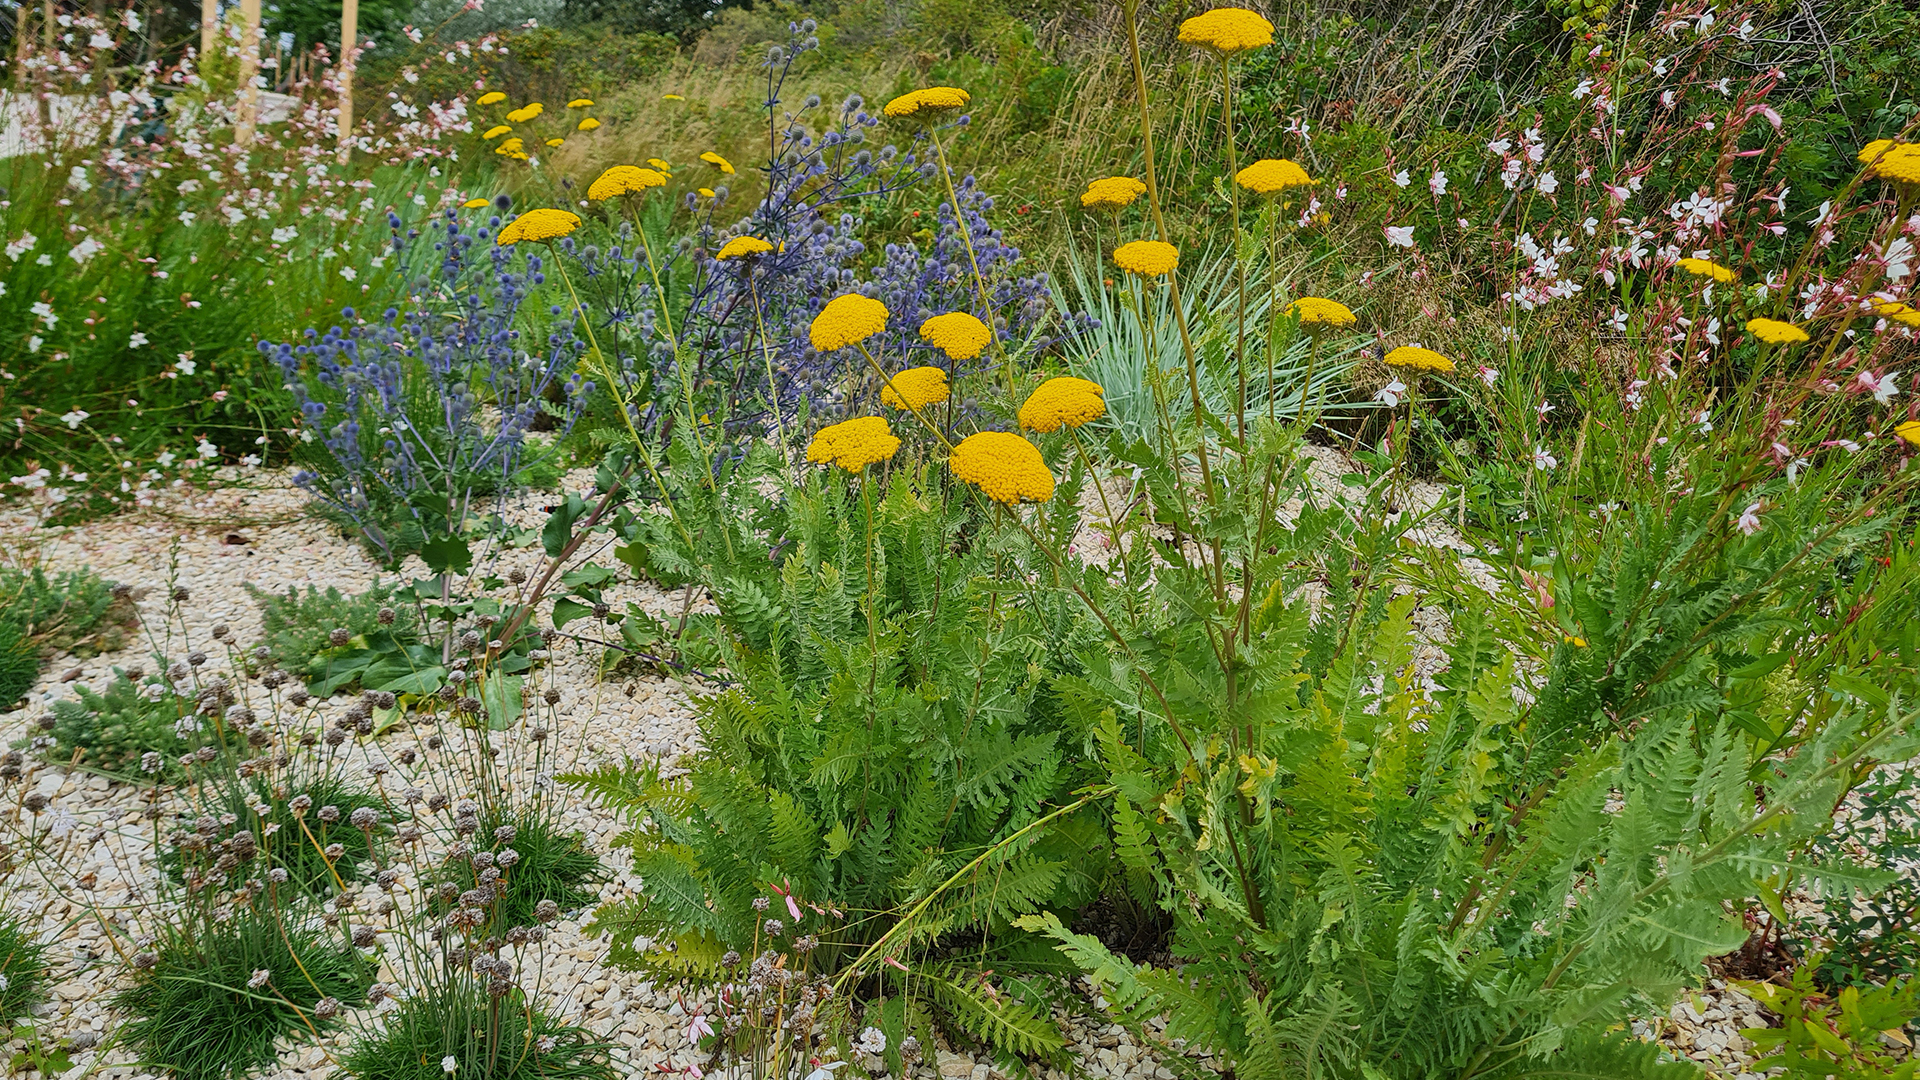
[1220,53,1250,443]
[632,218,714,476]
[745,271,794,484]
[549,251,697,556]
[1121,0,1218,522]
[926,125,1010,379]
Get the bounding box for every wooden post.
[233,0,260,146]
[14,4,30,67]
[42,0,53,49]
[198,0,216,63]
[336,0,357,164]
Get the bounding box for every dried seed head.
[350,807,379,829]
[328,628,352,647]
[377,607,397,625]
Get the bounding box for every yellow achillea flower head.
[1287,297,1357,330]
[918,312,992,360]
[883,87,970,120]
[577,118,601,132]
[462,197,490,209]
[1019,377,1107,433]
[1079,176,1147,211]
[1177,8,1275,54]
[477,91,507,105]
[567,98,593,108]
[497,208,581,247]
[1384,345,1454,374]
[1236,158,1313,195]
[1896,420,1920,448]
[663,93,685,101]
[949,432,1054,504]
[1113,240,1179,277]
[806,416,900,473]
[586,166,667,201]
[715,236,775,261]
[506,103,544,123]
[482,125,512,140]
[1675,257,1738,283]
[493,138,526,156]
[698,187,716,198]
[1866,143,1920,187]
[1745,317,1808,345]
[1873,300,1920,327]
[545,138,565,147]
[809,294,890,352]
[1860,139,1896,163]
[879,366,951,410]
[648,158,672,171]
[700,151,735,174]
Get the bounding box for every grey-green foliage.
[1023,587,1912,1080]
[47,669,189,776]
[574,446,1105,1062]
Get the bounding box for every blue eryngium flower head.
[492,193,512,212]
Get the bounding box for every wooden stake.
[233,0,260,147]
[337,0,357,164]
[198,0,216,63]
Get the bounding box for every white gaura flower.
[1378,378,1408,408]
[804,1063,849,1080]
[60,410,90,429]
[1384,225,1415,249]
[1531,445,1557,471]
[1693,409,1712,435]
[1735,502,1763,536]
[1429,169,1448,196]
[1857,369,1901,405]
[1392,169,1410,188]
[442,1056,458,1075]
[1477,366,1499,387]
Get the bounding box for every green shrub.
[432,807,603,932]
[576,451,1105,1061]
[45,670,189,776]
[164,776,389,897]
[0,623,39,708]
[116,909,371,1080]
[0,913,50,1022]
[340,987,616,1080]
[0,567,135,704]
[1740,961,1920,1079]
[1801,767,1920,989]
[249,582,439,698]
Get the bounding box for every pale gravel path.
[0,468,1786,1080]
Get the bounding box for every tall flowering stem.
[1220,53,1250,443]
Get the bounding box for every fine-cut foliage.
[577,448,1105,1059]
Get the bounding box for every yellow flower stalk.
[700,151,735,174]
[577,118,601,131]
[883,86,971,120]
[1079,176,1147,211]
[1745,317,1809,345]
[1675,257,1738,284]
[1113,240,1180,277]
[481,125,512,140]
[477,91,506,105]
[505,103,544,123]
[809,295,889,352]
[1236,158,1313,195]
[715,236,775,261]
[879,366,951,410]
[567,98,593,108]
[1896,420,1920,448]
[1873,300,1920,327]
[496,208,581,246]
[648,158,673,172]
[545,138,565,147]
[493,138,525,156]
[1384,345,1454,374]
[1177,7,1275,54]
[1018,377,1107,433]
[1287,297,1357,331]
[949,432,1054,504]
[917,312,992,360]
[462,197,490,209]
[806,416,900,473]
[586,166,666,201]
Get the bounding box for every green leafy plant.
[1741,961,1920,1079]
[431,806,604,931]
[576,449,1104,1062]
[340,987,616,1080]
[1801,767,1920,988]
[45,669,196,776]
[116,908,371,1080]
[0,912,50,1022]
[0,567,134,703]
